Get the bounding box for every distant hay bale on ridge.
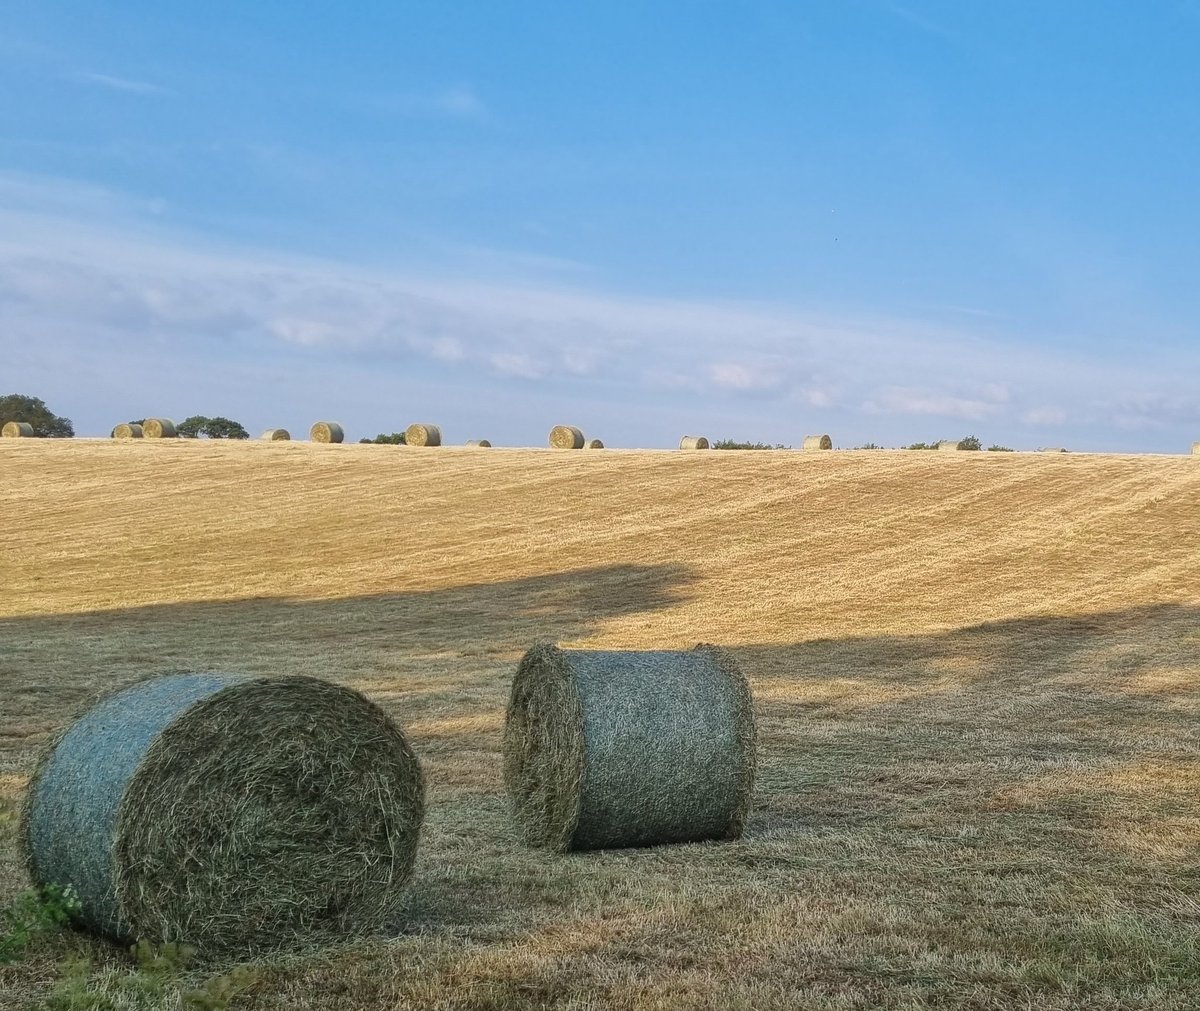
[585,438,604,449]
[405,424,442,447]
[1193,442,1200,456]
[802,434,833,451]
[261,428,291,441]
[503,644,755,852]
[111,424,143,440]
[142,419,177,439]
[2,421,35,438]
[21,673,425,956]
[937,440,961,452]
[310,421,344,444]
[679,435,709,450]
[466,439,492,447]
[549,425,585,450]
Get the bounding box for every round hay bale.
[111,424,143,439]
[679,435,709,450]
[22,673,424,956]
[2,421,35,438]
[1193,442,1200,456]
[142,418,177,439]
[503,644,756,852]
[405,424,442,447]
[585,438,604,449]
[549,425,584,450]
[260,428,291,441]
[465,439,492,448]
[309,421,344,444]
[936,440,961,452]
[802,434,833,451]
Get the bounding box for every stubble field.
[2,439,1199,1009]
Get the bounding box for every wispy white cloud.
[71,72,172,95]
[367,84,488,121]
[862,386,1004,421]
[433,85,486,118]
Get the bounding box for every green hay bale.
[549,425,584,449]
[405,424,442,447]
[503,644,756,852]
[2,421,35,437]
[802,434,833,450]
[309,421,344,444]
[21,673,424,956]
[679,435,709,450]
[585,438,604,449]
[143,419,177,439]
[466,439,492,447]
[111,424,143,439]
[260,428,291,441]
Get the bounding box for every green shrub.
[0,394,74,437]
[988,444,1014,452]
[359,432,407,444]
[0,884,80,963]
[712,439,790,450]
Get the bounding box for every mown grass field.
[2,439,1200,1010]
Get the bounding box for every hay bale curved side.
[465,439,492,448]
[937,440,961,452]
[1193,442,1200,455]
[549,425,585,450]
[2,421,35,437]
[503,644,755,852]
[143,419,177,439]
[405,424,443,447]
[260,428,291,441]
[309,421,344,444]
[111,424,143,439]
[679,435,709,450]
[802,434,833,451]
[585,439,604,449]
[22,673,424,956]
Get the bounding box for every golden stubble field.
[2,439,1200,1010]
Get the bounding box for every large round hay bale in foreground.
[585,438,604,449]
[142,418,177,439]
[2,421,35,437]
[466,439,492,447]
[802,434,833,451]
[549,425,584,450]
[22,673,424,956]
[679,435,709,450]
[405,423,442,447]
[937,440,961,452]
[503,644,755,852]
[111,424,143,439]
[261,428,291,441]
[310,421,344,444]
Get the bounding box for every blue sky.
[3,2,1199,449]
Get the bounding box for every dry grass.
[3,441,1200,1008]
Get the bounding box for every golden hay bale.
[802,434,833,451]
[1193,442,1200,456]
[679,435,709,450]
[22,673,424,957]
[503,643,756,852]
[309,421,344,444]
[111,424,143,439]
[2,421,35,438]
[549,425,585,449]
[465,439,492,447]
[936,440,961,452]
[585,438,604,449]
[405,424,442,447]
[261,428,291,441]
[142,419,177,439]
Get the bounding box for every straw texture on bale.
[802,434,833,451]
[142,418,177,439]
[111,424,143,439]
[2,421,35,437]
[309,421,344,444]
[503,644,756,852]
[22,673,424,956]
[586,439,604,449]
[549,425,585,450]
[405,424,442,447]
[260,428,291,441]
[1193,442,1200,455]
[937,440,961,452]
[679,435,710,450]
[466,439,492,447]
